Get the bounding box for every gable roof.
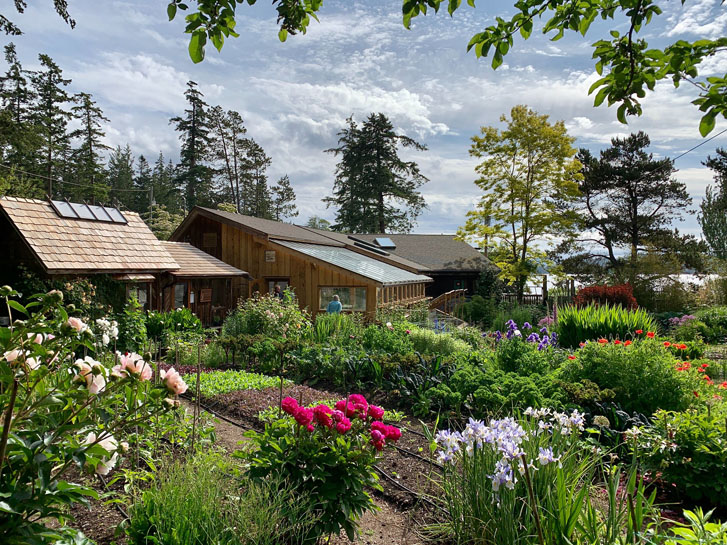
[162,242,249,278]
[353,234,493,272]
[273,240,431,286]
[0,197,179,275]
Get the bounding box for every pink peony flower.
[294,407,314,427]
[281,397,299,415]
[313,404,333,428]
[385,425,401,442]
[368,405,385,421]
[370,429,386,451]
[306,424,315,432]
[371,421,388,435]
[3,349,20,363]
[335,399,358,418]
[161,367,188,395]
[27,333,44,344]
[84,432,120,475]
[113,352,152,381]
[336,417,352,434]
[67,317,88,333]
[75,357,107,394]
[331,409,345,422]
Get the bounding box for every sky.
[4,0,727,236]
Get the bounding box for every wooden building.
[170,207,432,316]
[0,197,248,325]
[352,234,495,298]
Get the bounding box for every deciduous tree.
[458,105,581,302]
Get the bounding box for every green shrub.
[308,312,362,344]
[695,306,727,343]
[116,296,147,352]
[635,405,727,508]
[408,326,471,355]
[146,308,202,340]
[127,452,313,545]
[222,291,310,341]
[449,325,488,349]
[671,318,710,342]
[361,322,414,354]
[559,341,695,415]
[494,337,555,376]
[555,303,657,349]
[455,295,497,327]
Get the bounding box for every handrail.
[428,289,468,312]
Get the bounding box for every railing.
[500,293,574,306]
[428,289,467,315]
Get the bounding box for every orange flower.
[624,340,632,346]
[678,344,687,350]
[598,338,608,344]
[663,341,672,347]
[646,331,655,338]
[568,355,576,360]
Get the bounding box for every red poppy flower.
[598,338,608,344]
[704,375,711,381]
[663,341,672,347]
[624,340,632,346]
[635,330,643,334]
[579,342,586,347]
[720,382,727,389]
[678,344,688,350]
[568,355,576,360]
[693,391,699,398]
[701,363,709,368]
[646,331,655,338]
[698,368,705,373]
[614,340,622,345]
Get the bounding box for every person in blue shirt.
[326,294,342,314]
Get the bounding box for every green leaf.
[167,2,177,21]
[699,112,716,136]
[7,300,27,315]
[188,31,206,63]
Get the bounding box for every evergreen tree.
[170,81,213,210]
[324,113,428,233]
[68,92,110,202]
[208,106,251,212]
[107,144,135,209]
[152,152,182,213]
[700,148,727,260]
[133,155,153,212]
[243,139,272,218]
[30,53,71,196]
[271,174,298,221]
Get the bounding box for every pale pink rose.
[26,357,40,370]
[160,367,188,395]
[3,349,20,363]
[67,317,88,333]
[75,357,106,393]
[27,333,44,344]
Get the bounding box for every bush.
[116,296,148,352]
[455,295,497,327]
[361,322,414,355]
[559,341,697,415]
[308,312,363,344]
[695,306,727,343]
[555,303,657,349]
[635,405,727,508]
[573,283,638,309]
[408,326,471,356]
[127,452,313,545]
[146,308,202,340]
[244,394,401,542]
[222,291,310,341]
[671,317,710,343]
[491,304,547,333]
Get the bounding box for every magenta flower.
[313,404,334,428]
[294,407,314,427]
[281,397,299,415]
[385,425,401,442]
[368,405,385,421]
[336,417,352,434]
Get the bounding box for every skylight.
[374,237,396,249]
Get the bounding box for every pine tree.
[133,155,153,212]
[30,54,71,196]
[68,92,110,202]
[324,113,428,233]
[0,43,42,194]
[170,81,213,210]
[242,139,272,218]
[208,106,251,212]
[271,174,298,221]
[152,152,182,213]
[107,145,135,209]
[700,148,727,260]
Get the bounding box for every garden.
[3,284,727,545]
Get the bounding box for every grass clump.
[556,303,657,349]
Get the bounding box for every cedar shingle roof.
[162,242,249,278]
[353,234,493,272]
[0,197,179,274]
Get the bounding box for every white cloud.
[665,0,727,39]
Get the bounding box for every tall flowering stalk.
[431,409,594,545]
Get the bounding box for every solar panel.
[374,237,396,249]
[49,200,128,224]
[70,202,95,220]
[88,205,112,222]
[104,207,127,224]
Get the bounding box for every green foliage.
[308,312,362,344]
[408,326,471,356]
[127,451,312,545]
[699,148,727,259]
[491,304,546,334]
[494,337,553,375]
[635,406,727,508]
[184,369,288,398]
[458,105,581,298]
[455,294,497,327]
[555,303,657,349]
[672,319,710,343]
[695,306,727,343]
[361,322,414,355]
[116,296,148,353]
[560,341,696,415]
[222,291,310,341]
[662,508,727,544]
[375,299,430,324]
[145,308,203,340]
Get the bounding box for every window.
[319,287,367,312]
[126,284,149,311]
[174,283,187,309]
[267,279,289,294]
